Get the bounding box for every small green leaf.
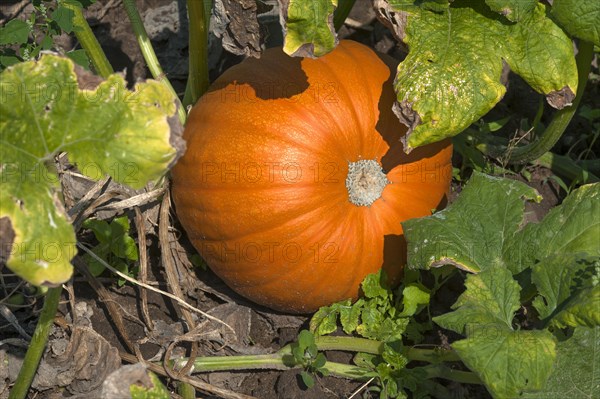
[398,284,430,317]
[0,50,21,68]
[83,219,112,243]
[361,270,390,298]
[339,299,362,334]
[0,55,181,285]
[0,19,31,45]
[298,330,315,350]
[313,353,327,369]
[310,304,342,335]
[110,216,138,261]
[357,312,408,342]
[485,0,537,21]
[433,268,521,335]
[66,49,90,69]
[300,370,315,388]
[51,6,75,34]
[403,172,540,273]
[552,0,600,46]
[453,329,556,398]
[280,0,338,57]
[522,327,600,399]
[381,341,409,370]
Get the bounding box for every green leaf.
[0,55,181,286]
[532,254,600,328]
[110,216,138,261]
[357,311,408,342]
[0,50,21,68]
[549,286,600,329]
[381,341,409,370]
[433,268,521,335]
[310,301,345,335]
[431,260,558,397]
[377,1,577,150]
[361,270,390,298]
[485,0,537,22]
[0,19,31,45]
[506,183,600,273]
[280,0,338,57]
[129,370,169,399]
[522,327,600,399]
[552,0,600,46]
[313,353,327,369]
[339,299,362,334]
[398,284,430,317]
[300,370,315,388]
[51,6,75,34]
[66,49,90,69]
[298,330,316,350]
[403,171,540,273]
[83,219,112,243]
[452,329,556,398]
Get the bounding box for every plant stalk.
[506,41,594,164]
[173,336,461,380]
[184,0,209,108]
[59,1,113,78]
[334,0,357,31]
[8,286,62,399]
[121,0,186,124]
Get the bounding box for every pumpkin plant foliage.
[280,0,338,58]
[0,54,183,286]
[310,174,598,398]
[375,0,579,151]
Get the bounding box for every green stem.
[314,335,382,354]
[59,1,113,78]
[423,364,483,385]
[333,0,357,31]
[506,41,594,164]
[183,0,209,108]
[177,381,196,399]
[174,336,461,379]
[534,152,599,183]
[8,287,62,399]
[122,0,186,124]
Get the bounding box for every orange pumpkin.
[172,40,452,313]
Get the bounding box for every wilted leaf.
[279,0,338,57]
[212,0,266,57]
[375,0,577,151]
[0,55,183,285]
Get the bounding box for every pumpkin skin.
[172,40,452,313]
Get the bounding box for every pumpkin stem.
[345,159,389,206]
